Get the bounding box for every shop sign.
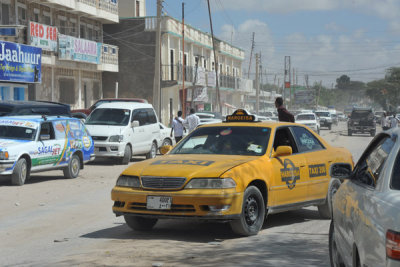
[58,34,101,64]
[28,22,58,51]
[0,40,42,83]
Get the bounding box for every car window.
[40,122,55,140]
[296,114,315,121]
[391,148,400,190]
[355,135,396,187]
[290,126,324,153]
[171,126,271,156]
[132,109,148,126]
[0,125,37,140]
[273,127,298,153]
[146,108,157,124]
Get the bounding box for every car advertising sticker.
[280,159,300,190]
[82,136,92,151]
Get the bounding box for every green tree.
[336,75,350,89]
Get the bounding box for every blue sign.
[0,41,42,83]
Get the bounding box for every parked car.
[158,122,174,148]
[337,112,347,121]
[347,107,376,136]
[0,116,95,185]
[374,110,385,125]
[329,130,400,267]
[196,112,223,126]
[315,110,333,130]
[295,113,320,134]
[85,102,160,164]
[0,101,71,117]
[71,98,148,116]
[111,109,353,236]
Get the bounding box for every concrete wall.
[102,18,155,103]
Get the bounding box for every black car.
[347,107,376,136]
[0,101,71,117]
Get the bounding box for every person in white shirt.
[170,111,184,143]
[390,113,399,129]
[381,112,389,130]
[184,108,200,133]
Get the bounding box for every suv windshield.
[171,126,271,156]
[351,110,373,119]
[86,108,131,126]
[296,114,315,121]
[315,112,330,117]
[0,126,37,140]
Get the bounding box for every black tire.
[161,138,172,147]
[146,142,157,159]
[348,130,352,136]
[328,124,332,130]
[11,158,29,186]
[120,145,132,165]
[63,154,80,178]
[329,221,345,267]
[318,178,341,219]
[124,215,158,231]
[370,130,375,137]
[230,186,265,236]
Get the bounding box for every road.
[0,122,376,267]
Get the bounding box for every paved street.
[0,122,375,267]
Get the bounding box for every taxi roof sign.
[225,109,256,122]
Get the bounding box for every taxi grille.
[129,202,195,212]
[141,176,186,189]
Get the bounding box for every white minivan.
[85,102,160,164]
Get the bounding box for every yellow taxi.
[111,109,353,236]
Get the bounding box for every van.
[85,102,160,164]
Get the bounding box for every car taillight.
[386,230,400,260]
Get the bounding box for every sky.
[146,0,400,87]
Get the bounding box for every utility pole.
[181,2,186,116]
[255,53,260,115]
[305,74,309,89]
[284,56,291,106]
[247,32,255,79]
[316,80,322,109]
[153,0,162,118]
[207,0,221,113]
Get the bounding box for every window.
[59,79,75,104]
[70,21,76,36]
[355,135,396,187]
[136,1,140,17]
[33,11,39,23]
[146,108,157,124]
[1,3,10,25]
[170,49,174,80]
[80,24,86,39]
[40,122,55,140]
[87,26,93,40]
[291,126,324,153]
[132,109,148,126]
[59,19,66,34]
[43,14,51,25]
[203,59,207,69]
[17,6,26,24]
[13,87,25,101]
[273,127,298,153]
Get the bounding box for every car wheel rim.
[72,158,79,175]
[244,195,259,226]
[163,140,171,146]
[151,144,156,158]
[21,162,27,180]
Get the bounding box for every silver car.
[329,130,400,267]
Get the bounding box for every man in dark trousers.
[275,97,295,122]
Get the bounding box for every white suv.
[295,113,320,134]
[85,102,160,164]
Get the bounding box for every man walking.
[275,97,295,123]
[184,108,200,133]
[390,113,399,129]
[170,111,184,143]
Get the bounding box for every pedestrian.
[275,97,295,123]
[170,111,184,143]
[184,108,200,132]
[382,112,389,130]
[390,113,399,129]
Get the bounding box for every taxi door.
[290,126,330,201]
[269,127,309,206]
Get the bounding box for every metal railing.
[76,0,118,15]
[101,44,118,65]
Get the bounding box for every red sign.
[285,82,291,88]
[28,21,58,51]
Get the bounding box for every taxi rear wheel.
[63,154,80,179]
[230,186,265,236]
[124,215,158,231]
[11,158,30,186]
[318,178,341,219]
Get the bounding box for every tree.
[336,75,350,89]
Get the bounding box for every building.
[0,0,119,109]
[103,13,253,124]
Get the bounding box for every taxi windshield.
[171,126,271,156]
[0,125,37,140]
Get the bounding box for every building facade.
[0,0,119,109]
[103,15,253,124]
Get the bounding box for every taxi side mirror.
[273,146,292,157]
[330,163,352,179]
[160,145,173,155]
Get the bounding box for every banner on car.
[58,34,101,64]
[28,21,58,52]
[0,40,42,83]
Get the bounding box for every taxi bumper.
[111,187,243,219]
[0,160,15,174]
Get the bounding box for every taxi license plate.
[146,196,172,210]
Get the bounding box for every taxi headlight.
[185,178,236,189]
[0,151,9,160]
[116,175,141,188]
[109,135,124,142]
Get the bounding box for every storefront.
[0,40,42,100]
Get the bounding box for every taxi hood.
[124,154,259,178]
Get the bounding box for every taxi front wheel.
[318,178,341,219]
[124,215,158,231]
[11,158,30,186]
[230,186,265,236]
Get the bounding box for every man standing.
[170,111,184,143]
[275,97,295,122]
[390,113,399,129]
[184,108,200,132]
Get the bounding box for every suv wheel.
[120,145,132,165]
[11,158,30,186]
[63,154,80,178]
[146,142,157,159]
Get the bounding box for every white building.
[0,0,119,109]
